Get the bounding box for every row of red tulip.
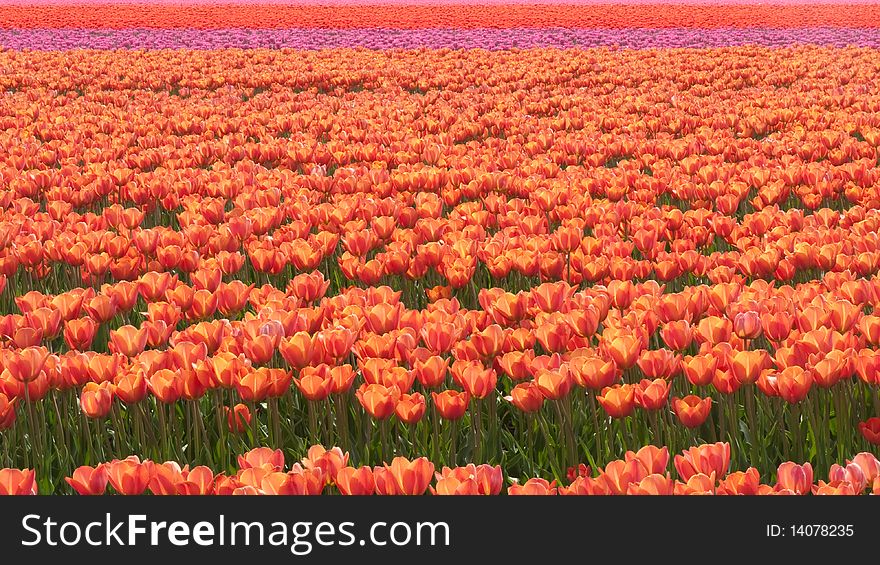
[2,443,878,496]
[5,5,880,30]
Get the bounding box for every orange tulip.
[372,466,400,495]
[166,283,194,311]
[603,331,642,370]
[534,321,571,353]
[238,448,284,471]
[674,473,717,495]
[711,368,742,395]
[761,311,793,342]
[432,389,470,420]
[12,326,42,348]
[84,293,118,324]
[674,443,731,481]
[279,332,314,369]
[534,369,572,401]
[496,350,534,381]
[329,364,356,395]
[0,468,37,495]
[452,360,497,399]
[412,355,448,388]
[4,346,50,383]
[147,369,182,404]
[532,281,574,313]
[775,462,813,495]
[681,354,717,387]
[569,355,617,390]
[420,320,459,355]
[386,456,434,496]
[776,366,813,404]
[236,368,273,402]
[811,480,858,496]
[0,393,16,430]
[728,349,769,385]
[599,459,647,494]
[671,395,712,428]
[828,299,860,333]
[310,327,351,361]
[107,457,152,495]
[694,316,732,345]
[636,349,679,379]
[634,378,670,411]
[273,466,325,495]
[287,272,330,304]
[301,445,349,484]
[209,351,249,389]
[80,381,114,419]
[470,323,504,359]
[716,468,762,495]
[426,285,452,303]
[597,384,635,418]
[146,301,182,327]
[432,475,481,495]
[561,304,597,336]
[51,289,89,321]
[178,466,216,496]
[65,464,109,495]
[505,381,544,413]
[226,403,252,434]
[294,366,334,402]
[26,307,62,340]
[435,464,503,496]
[149,462,185,496]
[138,271,176,302]
[625,445,669,475]
[661,320,693,351]
[627,473,675,495]
[216,280,254,316]
[336,466,375,495]
[108,324,148,357]
[508,478,557,495]
[395,392,426,424]
[559,476,611,495]
[356,383,399,420]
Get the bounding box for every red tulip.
[858,417,880,446]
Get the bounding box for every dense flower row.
[4,27,880,50]
[2,443,879,495]
[2,4,880,30]
[6,0,873,5]
[1,47,879,491]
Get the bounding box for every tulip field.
[1,2,880,496]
